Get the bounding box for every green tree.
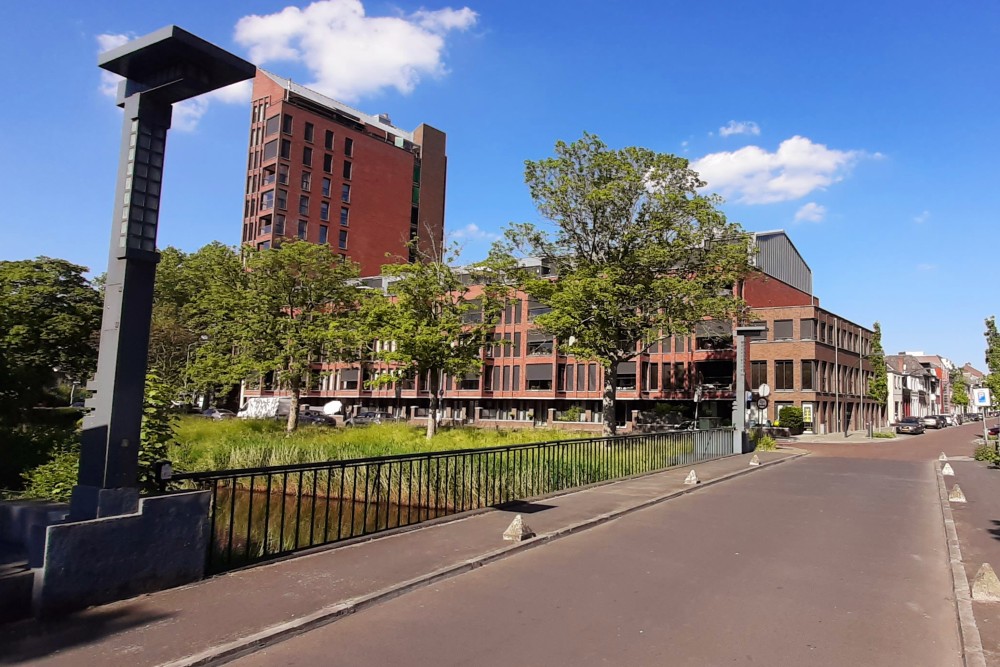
[362,250,504,439]
[498,133,752,434]
[148,247,198,397]
[950,367,970,410]
[0,257,102,422]
[238,241,361,431]
[138,371,176,492]
[866,321,889,424]
[985,316,1000,409]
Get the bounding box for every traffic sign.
[756,397,769,409]
[974,388,991,407]
[758,384,771,398]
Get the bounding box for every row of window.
[750,360,870,393]
[262,112,355,156]
[749,318,869,353]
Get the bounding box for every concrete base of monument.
[31,490,211,617]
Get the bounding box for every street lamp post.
[71,26,254,520]
[733,325,767,454]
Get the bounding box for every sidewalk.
[792,428,893,444]
[0,449,802,667]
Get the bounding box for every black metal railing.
[171,428,733,573]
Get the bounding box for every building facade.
[241,70,447,275]
[885,354,937,424]
[243,230,879,434]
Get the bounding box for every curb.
[935,461,986,667]
[161,450,807,667]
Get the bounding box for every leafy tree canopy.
[867,321,889,420]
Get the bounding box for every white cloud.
[794,202,826,223]
[448,223,499,241]
[917,263,937,272]
[913,210,931,224]
[96,34,253,132]
[234,0,477,103]
[691,136,865,204]
[719,120,760,137]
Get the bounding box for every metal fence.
[171,428,733,573]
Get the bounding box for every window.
[319,225,328,244]
[675,336,687,353]
[459,374,479,391]
[276,189,287,210]
[265,115,280,136]
[503,333,511,357]
[322,178,331,197]
[304,122,314,142]
[281,114,292,134]
[526,364,553,391]
[750,361,767,390]
[527,298,551,321]
[566,364,575,391]
[557,364,567,392]
[502,366,510,391]
[774,320,793,340]
[802,360,815,390]
[338,229,348,249]
[588,364,597,391]
[644,362,659,390]
[484,366,496,390]
[263,139,278,161]
[274,214,285,235]
[342,184,351,202]
[258,240,270,250]
[340,207,349,226]
[301,172,311,191]
[299,195,309,215]
[512,366,520,391]
[320,201,329,221]
[323,154,333,173]
[800,319,816,340]
[746,321,767,342]
[279,139,291,160]
[343,161,353,179]
[819,322,827,343]
[261,190,274,210]
[513,332,521,357]
[576,364,585,391]
[324,130,334,150]
[775,360,794,390]
[297,220,307,239]
[345,137,354,156]
[278,163,289,185]
[339,369,359,390]
[672,363,685,389]
[302,147,312,167]
[526,331,551,356]
[615,362,637,390]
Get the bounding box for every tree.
[867,321,888,424]
[0,257,102,422]
[237,241,361,431]
[985,316,1000,409]
[950,367,970,410]
[497,133,752,435]
[362,250,504,439]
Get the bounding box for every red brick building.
[241,70,446,275]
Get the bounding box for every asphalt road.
[234,425,979,666]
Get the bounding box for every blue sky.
[3,1,999,369]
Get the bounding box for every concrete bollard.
[749,454,760,466]
[949,484,967,503]
[942,463,955,476]
[972,563,1000,602]
[502,515,535,542]
[684,470,699,485]
[939,452,948,462]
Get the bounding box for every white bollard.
[503,514,535,542]
[749,454,760,466]
[684,470,699,485]
[972,563,1000,602]
[942,463,955,476]
[949,484,967,503]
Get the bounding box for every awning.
[616,361,636,374]
[340,369,359,381]
[526,364,553,381]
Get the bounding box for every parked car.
[896,416,925,435]
[943,415,957,427]
[202,408,236,420]
[297,410,337,426]
[989,425,1000,437]
[347,411,395,426]
[920,415,944,429]
[967,413,984,422]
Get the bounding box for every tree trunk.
[602,366,617,436]
[287,374,300,432]
[426,370,439,440]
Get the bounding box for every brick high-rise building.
[241,70,447,275]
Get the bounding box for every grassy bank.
[170,417,578,472]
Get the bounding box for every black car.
[347,411,395,426]
[896,416,925,435]
[298,411,336,426]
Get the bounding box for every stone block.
[972,563,1000,602]
[502,515,535,542]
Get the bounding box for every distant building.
[243,230,879,434]
[885,354,938,423]
[241,69,447,275]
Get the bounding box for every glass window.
[319,225,328,244]
[588,364,597,391]
[301,171,311,191]
[320,201,329,221]
[513,332,521,357]
[800,319,816,340]
[615,362,637,390]
[502,366,510,391]
[672,363,685,389]
[774,320,793,340]
[263,139,278,161]
[261,190,274,210]
[281,114,292,134]
[338,229,348,250]
[323,154,333,173]
[342,184,351,202]
[345,137,354,156]
[324,130,334,150]
[566,364,575,391]
[775,360,794,390]
[802,360,815,390]
[576,364,585,391]
[303,147,312,167]
[746,321,767,342]
[750,361,767,389]
[279,139,291,159]
[276,189,287,210]
[343,161,352,179]
[322,177,331,197]
[526,364,552,391]
[304,122,314,142]
[265,115,280,136]
[274,214,285,235]
[299,195,309,215]
[512,366,520,391]
[278,163,289,185]
[340,207,349,226]
[297,220,307,239]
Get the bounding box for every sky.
[2,0,999,369]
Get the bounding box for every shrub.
[754,434,778,451]
[557,405,583,422]
[778,407,804,434]
[974,443,1000,465]
[20,447,79,502]
[873,431,896,439]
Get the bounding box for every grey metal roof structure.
[751,230,812,295]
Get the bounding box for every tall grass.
[171,417,577,473]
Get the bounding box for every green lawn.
[170,417,578,472]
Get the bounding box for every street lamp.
[733,324,768,454]
[72,27,254,520]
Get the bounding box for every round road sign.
[758,383,771,398]
[756,397,769,409]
